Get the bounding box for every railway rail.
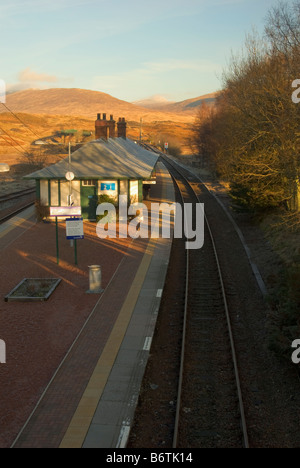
[0,188,35,224]
[128,144,250,448]
[0,187,35,203]
[163,155,248,448]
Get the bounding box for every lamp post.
[140,117,143,142]
[65,163,77,262]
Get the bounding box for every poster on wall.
[100,182,116,191]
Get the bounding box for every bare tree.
[265,0,300,64]
[193,8,300,214]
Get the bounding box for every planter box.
[5,278,61,302]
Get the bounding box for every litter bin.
[87,265,104,293]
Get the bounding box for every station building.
[25,114,159,220]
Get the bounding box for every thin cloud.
[18,68,58,83]
[0,0,100,18]
[6,83,37,94]
[93,59,221,88]
[92,58,221,101]
[143,59,222,74]
[6,69,74,94]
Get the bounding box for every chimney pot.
[117,117,127,139]
[108,115,116,138]
[95,113,109,140]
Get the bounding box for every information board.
[66,218,84,240]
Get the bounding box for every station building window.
[82,180,97,186]
[119,180,128,197]
[60,180,81,206]
[40,180,49,206]
[50,181,59,206]
[130,180,139,203]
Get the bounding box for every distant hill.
[6,88,195,123]
[133,92,218,114]
[133,95,176,109]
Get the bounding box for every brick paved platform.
[6,161,175,448]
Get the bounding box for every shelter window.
[119,180,128,196]
[130,180,139,204]
[50,181,59,206]
[61,181,81,206]
[82,180,97,186]
[40,180,49,206]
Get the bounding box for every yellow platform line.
[59,237,157,449]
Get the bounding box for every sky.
[0,0,283,103]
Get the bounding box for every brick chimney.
[108,115,116,138]
[117,117,127,139]
[95,113,109,140]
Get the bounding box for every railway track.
[0,188,35,224]
[0,187,35,203]
[128,146,250,448]
[162,155,249,448]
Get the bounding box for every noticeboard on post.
[66,218,84,240]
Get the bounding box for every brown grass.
[6,88,196,123]
[0,110,195,194]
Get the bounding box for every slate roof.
[24,138,159,180]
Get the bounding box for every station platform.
[0,205,36,250]
[5,161,175,448]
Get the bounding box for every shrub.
[96,194,118,222]
[267,264,300,362]
[35,200,50,221]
